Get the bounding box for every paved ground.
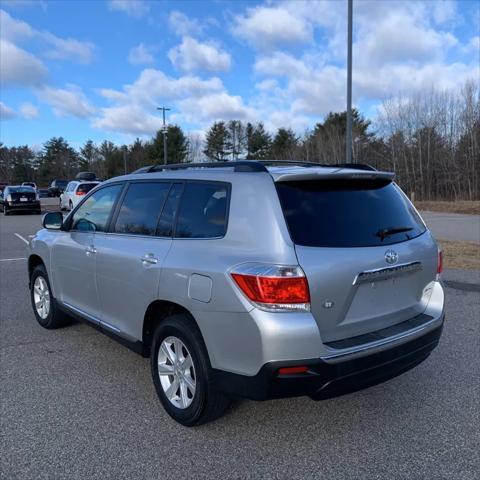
[420,211,480,244]
[1,202,479,479]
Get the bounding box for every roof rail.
[132,161,268,174]
[259,160,377,171]
[131,160,377,174]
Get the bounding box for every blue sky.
[1,0,479,149]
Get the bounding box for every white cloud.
[93,104,163,136]
[108,0,149,19]
[93,68,254,135]
[0,9,34,41]
[37,85,95,118]
[0,39,47,87]
[255,52,309,78]
[433,0,458,25]
[231,6,312,50]
[20,102,39,119]
[42,32,95,63]
[0,9,95,64]
[0,101,16,120]
[128,43,154,65]
[169,11,203,37]
[168,37,231,73]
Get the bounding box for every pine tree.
[148,125,189,164]
[246,122,272,160]
[204,121,229,161]
[271,128,299,160]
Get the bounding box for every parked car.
[27,161,445,426]
[22,181,38,191]
[59,181,100,211]
[38,188,50,198]
[48,179,68,197]
[1,185,41,215]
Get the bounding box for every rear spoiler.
[271,168,395,183]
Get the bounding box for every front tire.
[30,264,69,329]
[150,314,230,426]
[69,200,73,211]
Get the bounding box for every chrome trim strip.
[320,314,443,363]
[63,302,100,324]
[353,261,422,285]
[62,302,121,334]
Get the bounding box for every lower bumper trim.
[212,321,443,401]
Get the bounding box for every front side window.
[114,182,171,236]
[175,183,229,238]
[71,184,122,232]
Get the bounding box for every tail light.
[76,191,86,196]
[6,194,12,202]
[437,249,443,276]
[230,263,310,312]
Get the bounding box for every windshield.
[276,179,426,248]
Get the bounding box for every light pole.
[157,106,170,165]
[346,0,353,164]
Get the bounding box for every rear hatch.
[11,188,36,203]
[274,168,438,343]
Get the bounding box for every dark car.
[38,188,50,198]
[0,185,41,215]
[48,179,68,197]
[75,172,97,181]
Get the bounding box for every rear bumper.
[212,318,444,401]
[5,201,40,211]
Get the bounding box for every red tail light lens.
[230,264,310,312]
[76,191,86,196]
[437,250,443,275]
[278,366,309,375]
[231,274,310,304]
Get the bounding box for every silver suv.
[28,161,445,426]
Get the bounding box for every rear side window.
[175,183,229,239]
[77,183,97,194]
[114,182,170,236]
[156,183,183,237]
[276,179,426,247]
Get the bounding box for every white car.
[22,182,38,191]
[59,181,100,211]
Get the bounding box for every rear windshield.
[276,179,426,247]
[9,187,35,193]
[77,183,97,194]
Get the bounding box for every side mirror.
[42,211,63,230]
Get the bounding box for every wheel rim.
[33,276,51,319]
[157,336,196,409]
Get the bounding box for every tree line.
[1,81,478,200]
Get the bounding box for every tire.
[150,313,230,426]
[30,264,69,329]
[3,207,9,216]
[69,201,73,211]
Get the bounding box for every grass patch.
[415,201,480,215]
[437,239,480,270]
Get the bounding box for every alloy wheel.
[157,336,196,409]
[33,276,51,319]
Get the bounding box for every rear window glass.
[77,183,97,194]
[276,179,426,247]
[114,182,170,236]
[9,187,34,193]
[175,183,229,239]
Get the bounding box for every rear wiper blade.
[375,226,413,241]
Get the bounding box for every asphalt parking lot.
[1,201,479,480]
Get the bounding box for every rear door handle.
[85,245,97,255]
[141,253,158,265]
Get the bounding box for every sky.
[0,0,479,149]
